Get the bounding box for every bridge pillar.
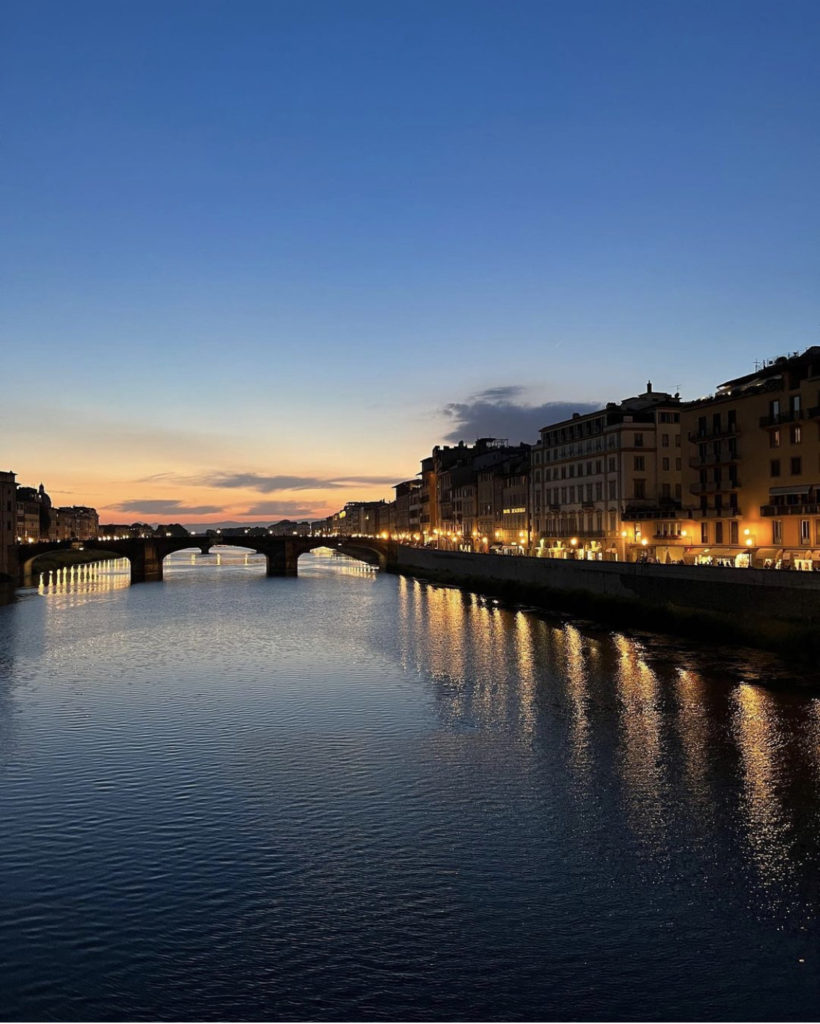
[265,540,299,576]
[130,541,163,584]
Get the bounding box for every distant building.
[15,483,53,543]
[268,520,312,536]
[54,506,99,541]
[0,470,16,579]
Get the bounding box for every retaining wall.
[390,545,820,656]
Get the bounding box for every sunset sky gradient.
[3,0,819,524]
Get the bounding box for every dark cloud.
[212,472,402,492]
[116,499,224,515]
[442,387,600,444]
[244,501,324,517]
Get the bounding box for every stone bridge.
[16,536,395,585]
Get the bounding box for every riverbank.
[390,545,820,664]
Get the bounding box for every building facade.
[680,346,820,568]
[530,385,684,560]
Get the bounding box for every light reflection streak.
[672,667,715,822]
[731,684,795,899]
[561,624,592,776]
[613,633,669,853]
[37,557,131,597]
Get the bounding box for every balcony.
[694,506,741,518]
[623,505,687,520]
[688,452,739,469]
[690,481,740,495]
[760,502,820,517]
[687,426,739,443]
[759,409,803,428]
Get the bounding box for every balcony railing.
[687,426,739,443]
[688,453,739,469]
[623,505,687,520]
[694,506,741,518]
[690,481,740,495]
[759,410,803,428]
[760,503,820,517]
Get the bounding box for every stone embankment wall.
[390,545,820,657]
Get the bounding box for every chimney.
[646,380,652,393]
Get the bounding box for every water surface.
[1,547,819,1020]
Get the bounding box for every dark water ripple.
[1,548,820,1020]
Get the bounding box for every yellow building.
[681,346,820,568]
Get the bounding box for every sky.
[2,0,819,525]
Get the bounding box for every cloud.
[211,472,402,492]
[442,387,600,444]
[244,501,325,517]
[115,499,225,516]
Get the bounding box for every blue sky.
[2,0,818,522]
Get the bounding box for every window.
[791,457,802,475]
[791,425,802,444]
[701,523,709,544]
[800,520,810,544]
[730,521,738,544]
[633,479,646,499]
[675,484,681,499]
[634,433,644,448]
[676,458,681,471]
[634,455,645,471]
[608,457,616,472]
[661,483,671,499]
[770,429,781,448]
[770,459,781,477]
[698,416,707,437]
[772,520,783,544]
[662,433,670,447]
[608,481,616,500]
[770,399,781,420]
[791,394,802,414]
[727,410,737,432]
[596,482,603,500]
[712,413,721,434]
[715,522,724,544]
[662,457,670,471]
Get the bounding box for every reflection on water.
[37,556,131,594]
[1,553,820,1021]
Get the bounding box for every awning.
[755,547,781,560]
[768,484,818,495]
[697,547,741,559]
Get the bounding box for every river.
[0,547,819,1021]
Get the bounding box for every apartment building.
[530,384,684,560]
[420,439,530,547]
[393,480,422,537]
[681,346,820,568]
